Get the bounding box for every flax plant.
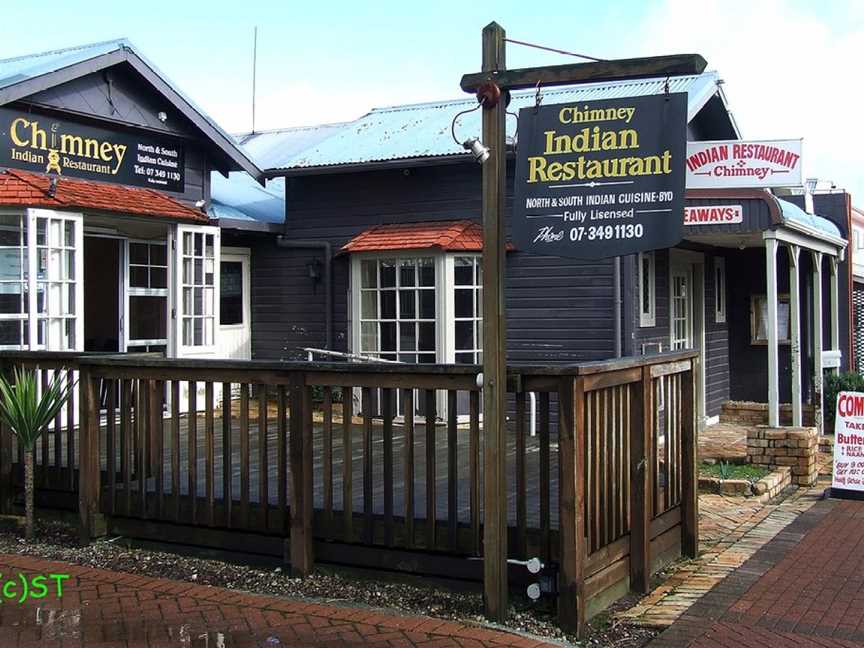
[0,368,75,539]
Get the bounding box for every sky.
[3,0,862,200]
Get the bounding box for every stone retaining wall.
[722,401,816,427]
[746,427,818,486]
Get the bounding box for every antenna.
[251,26,258,133]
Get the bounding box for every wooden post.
[829,256,840,376]
[629,365,653,593]
[558,376,586,637]
[765,237,780,428]
[680,361,699,558]
[78,366,102,544]
[788,245,802,427]
[289,374,313,577]
[480,20,509,623]
[812,251,824,434]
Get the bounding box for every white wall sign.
[833,391,864,492]
[684,205,743,225]
[686,139,803,189]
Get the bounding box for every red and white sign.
[833,391,864,492]
[686,139,803,189]
[684,205,743,226]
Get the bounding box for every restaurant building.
[0,39,275,363]
[232,72,852,430]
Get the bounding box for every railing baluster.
[362,387,373,545]
[278,385,288,534]
[630,365,653,594]
[53,368,62,490]
[106,379,116,516]
[258,384,269,532]
[539,391,551,562]
[222,382,233,528]
[121,379,131,517]
[151,380,164,519]
[404,389,415,548]
[137,379,146,518]
[447,390,458,552]
[515,390,527,558]
[239,383,249,529]
[469,390,480,556]
[66,368,75,491]
[188,381,198,524]
[323,386,333,538]
[171,381,180,521]
[424,389,436,550]
[383,388,394,547]
[342,386,353,541]
[205,382,215,527]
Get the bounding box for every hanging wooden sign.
[512,93,688,259]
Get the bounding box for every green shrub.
[825,371,864,432]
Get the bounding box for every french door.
[173,224,221,358]
[670,264,693,351]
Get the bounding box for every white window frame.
[125,239,169,350]
[0,208,83,351]
[173,223,221,356]
[638,251,656,328]
[714,257,726,324]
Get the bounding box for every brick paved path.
[0,554,557,648]
[650,497,864,647]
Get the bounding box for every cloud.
[638,0,864,202]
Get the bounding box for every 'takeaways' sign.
[684,205,743,225]
[833,391,864,493]
[512,94,688,259]
[0,108,185,192]
[685,139,802,189]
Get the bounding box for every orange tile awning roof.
[341,220,513,253]
[0,168,208,222]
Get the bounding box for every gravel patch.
[0,517,657,647]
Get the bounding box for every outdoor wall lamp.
[306,258,322,293]
[463,137,490,164]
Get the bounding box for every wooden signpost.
[460,21,706,629]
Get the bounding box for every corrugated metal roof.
[778,198,842,239]
[0,39,128,90]
[0,39,261,178]
[265,72,724,171]
[209,172,284,224]
[235,123,348,171]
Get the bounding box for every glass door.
[124,239,169,353]
[173,224,220,358]
[670,265,693,351]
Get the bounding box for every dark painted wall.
[19,64,212,206]
[248,162,617,364]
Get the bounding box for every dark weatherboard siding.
[19,66,210,206]
[250,162,616,363]
[704,254,730,417]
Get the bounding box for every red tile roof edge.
[340,220,514,254]
[0,168,208,223]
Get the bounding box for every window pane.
[150,268,167,289]
[150,244,167,266]
[0,215,21,246]
[399,262,416,287]
[220,261,243,326]
[418,259,435,286]
[0,249,22,280]
[183,318,192,345]
[455,321,473,351]
[0,284,22,314]
[380,260,396,288]
[454,288,473,318]
[193,317,203,345]
[456,352,474,364]
[380,322,396,352]
[419,290,435,319]
[361,291,377,319]
[129,243,149,265]
[399,290,415,319]
[361,260,377,289]
[361,321,377,353]
[380,290,396,319]
[194,287,203,316]
[0,320,22,345]
[130,266,149,288]
[454,257,473,285]
[130,296,167,340]
[64,250,75,280]
[399,353,417,364]
[641,256,651,314]
[399,322,416,351]
[64,221,74,247]
[418,322,435,351]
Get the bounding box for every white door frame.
[669,249,707,426]
[219,246,252,360]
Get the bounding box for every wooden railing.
[0,350,698,637]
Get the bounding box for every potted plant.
[0,368,75,539]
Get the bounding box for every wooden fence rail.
[0,350,698,637]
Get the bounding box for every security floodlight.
[463,137,490,165]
